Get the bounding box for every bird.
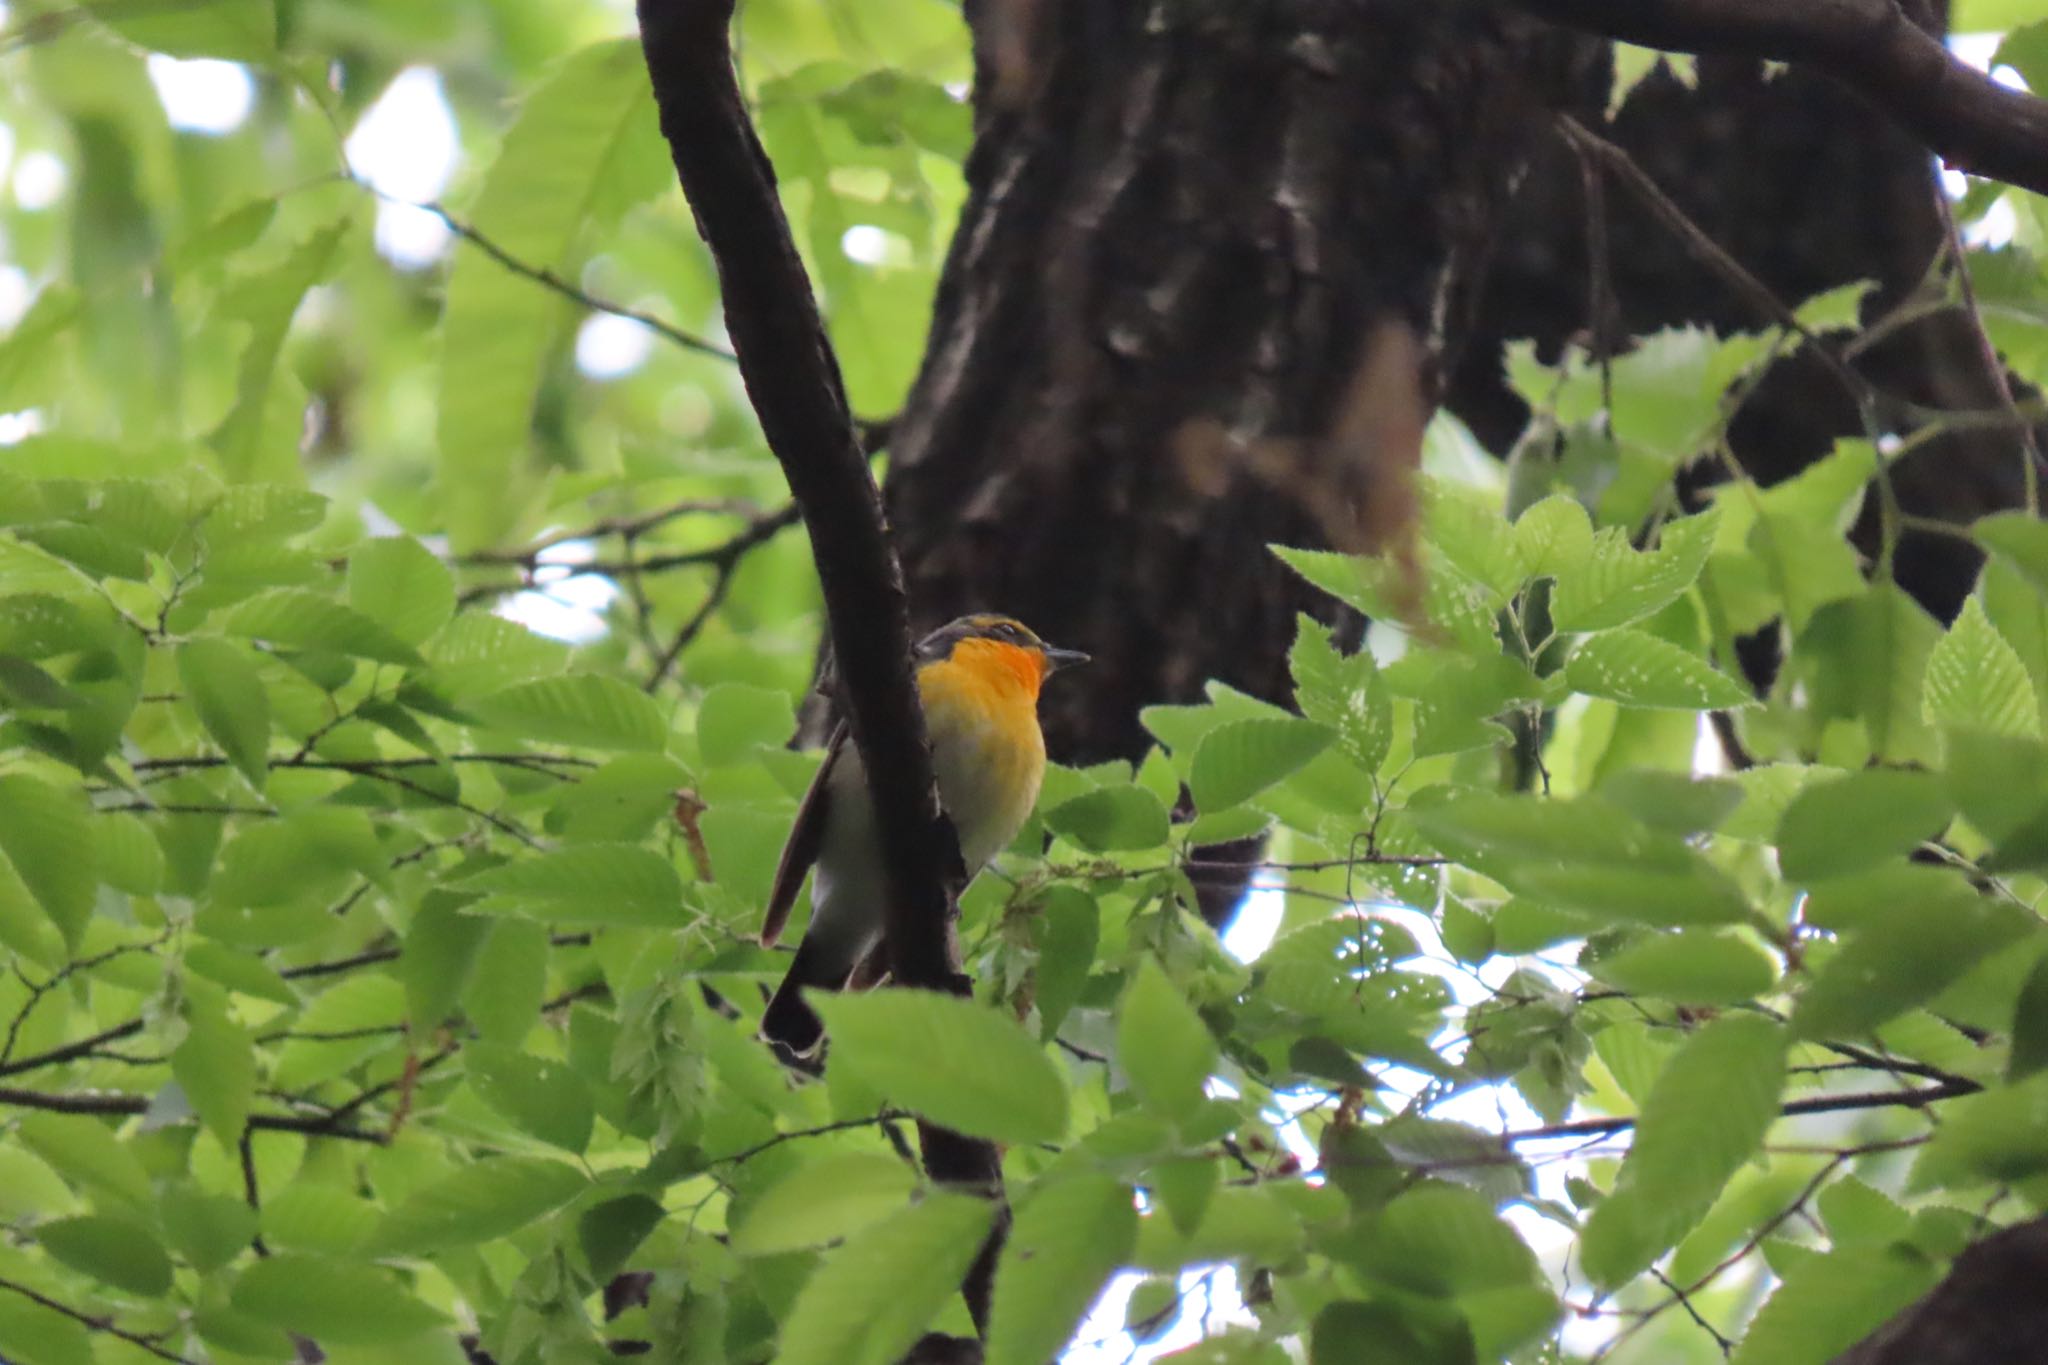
[758,613,1088,1061]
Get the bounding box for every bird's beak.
[1042,646,1090,673]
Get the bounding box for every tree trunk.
[877,0,1595,770]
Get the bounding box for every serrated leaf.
[696,682,796,766]
[467,673,670,751]
[1042,784,1170,853]
[95,810,165,895]
[0,773,96,947]
[1581,1016,1786,1286]
[232,1254,445,1344]
[2009,950,2048,1083]
[776,1192,995,1365]
[223,589,422,666]
[370,1157,587,1255]
[210,222,347,481]
[730,1152,919,1256]
[1289,615,1392,775]
[1586,930,1777,1005]
[1275,544,1501,654]
[1031,885,1099,1039]
[161,1186,258,1274]
[172,994,255,1148]
[1564,629,1750,709]
[1551,509,1717,632]
[579,1194,665,1282]
[1776,767,1954,882]
[438,40,669,550]
[1727,1245,1939,1365]
[460,844,685,925]
[271,975,406,1091]
[1791,894,2033,1039]
[1924,596,2040,737]
[816,989,1069,1144]
[16,1114,153,1210]
[464,1043,596,1153]
[1189,716,1332,813]
[348,537,456,647]
[1511,495,1594,580]
[400,890,491,1030]
[37,1215,173,1296]
[178,638,270,786]
[1118,957,1218,1124]
[985,1173,1138,1365]
[260,1182,382,1256]
[1975,509,2048,599]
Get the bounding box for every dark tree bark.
[877,0,1596,769]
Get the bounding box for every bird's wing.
[760,721,847,947]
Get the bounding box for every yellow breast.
[918,652,1047,871]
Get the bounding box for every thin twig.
[0,1273,197,1364]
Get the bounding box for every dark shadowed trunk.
[878,0,1594,766]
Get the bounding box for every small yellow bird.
[759,614,1088,1058]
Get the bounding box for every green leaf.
[985,1173,1138,1365]
[1791,895,2033,1040]
[96,0,274,61]
[0,773,96,947]
[730,1152,919,1256]
[1727,1245,1939,1365]
[1564,629,1750,709]
[15,1114,152,1211]
[36,1215,173,1296]
[464,1043,596,1153]
[178,638,270,787]
[401,890,491,1030]
[1586,930,1777,1005]
[816,989,1069,1144]
[1551,508,1718,632]
[1910,1074,2048,1190]
[438,39,669,550]
[232,1254,446,1344]
[209,222,346,482]
[467,673,670,751]
[776,1192,995,1365]
[1290,615,1393,774]
[259,1182,382,1256]
[1975,509,2048,598]
[1923,596,2041,737]
[1118,956,1218,1124]
[1189,716,1333,814]
[2009,949,2048,1083]
[223,589,422,666]
[1581,1016,1787,1286]
[161,1185,258,1274]
[369,1157,587,1255]
[1776,768,1954,882]
[696,683,797,766]
[348,538,456,647]
[1512,495,1595,580]
[461,843,685,925]
[579,1195,666,1282]
[1798,586,1943,765]
[172,994,255,1148]
[1274,545,1502,654]
[1042,784,1171,853]
[95,810,164,895]
[271,975,406,1091]
[1031,886,1099,1039]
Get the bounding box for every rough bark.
[876,0,1595,771]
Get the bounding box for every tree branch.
[635,0,998,1327]
[0,1086,389,1142]
[0,1272,197,1364]
[1504,1078,1981,1143]
[1503,0,2048,198]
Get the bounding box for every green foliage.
[1,1,2044,1361]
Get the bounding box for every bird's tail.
[761,936,849,1063]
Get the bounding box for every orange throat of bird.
[942,637,1047,700]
